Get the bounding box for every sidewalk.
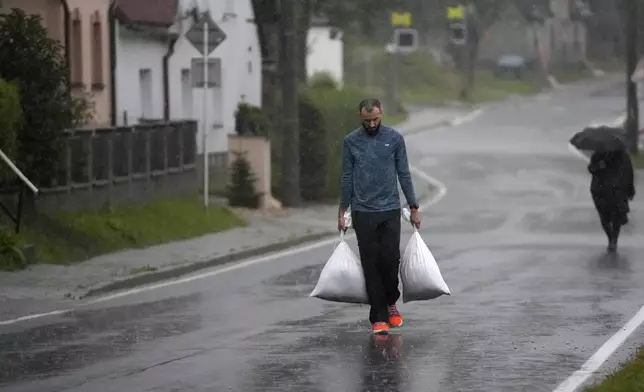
[397,105,470,135]
[0,106,462,322]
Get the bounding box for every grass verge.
[346,50,544,107]
[402,69,542,105]
[585,347,644,391]
[5,196,245,268]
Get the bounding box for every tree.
[0,78,22,183]
[227,151,260,208]
[0,9,92,186]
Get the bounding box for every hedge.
[233,84,376,203]
[301,85,366,200]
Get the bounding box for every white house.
[114,0,261,154]
[306,17,344,87]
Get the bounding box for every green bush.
[235,102,270,137]
[227,151,260,208]
[0,78,22,182]
[298,91,327,201]
[360,51,460,102]
[0,229,27,271]
[308,72,339,90]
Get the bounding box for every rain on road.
[2,79,644,392]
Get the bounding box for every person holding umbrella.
[570,126,636,252]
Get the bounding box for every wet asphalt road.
[3,79,644,392]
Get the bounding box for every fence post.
[107,133,114,209]
[145,127,152,188]
[65,138,72,195]
[178,122,185,171]
[163,125,169,171]
[126,127,133,196]
[87,131,94,195]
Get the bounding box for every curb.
[80,230,337,299]
[400,119,453,136]
[80,177,440,299]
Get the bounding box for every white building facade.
[306,20,344,87]
[114,0,261,154]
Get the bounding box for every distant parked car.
[495,54,526,79]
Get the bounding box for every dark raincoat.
[588,151,635,226]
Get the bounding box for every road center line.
[449,108,484,126]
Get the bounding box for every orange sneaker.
[388,304,403,327]
[372,321,389,335]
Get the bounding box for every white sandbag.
[309,233,368,304]
[400,229,450,303]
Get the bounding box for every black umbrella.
[569,126,627,152]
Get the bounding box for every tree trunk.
[296,0,311,84]
[260,23,280,131]
[279,0,301,206]
[251,0,281,136]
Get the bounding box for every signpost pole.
[185,11,226,209]
[202,14,210,208]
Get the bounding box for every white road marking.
[449,108,484,127]
[411,165,448,207]
[553,305,644,392]
[558,113,644,391]
[0,167,448,327]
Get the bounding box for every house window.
[139,69,152,119]
[247,61,252,74]
[71,9,83,87]
[181,69,193,119]
[91,11,104,90]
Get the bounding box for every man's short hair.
[358,99,382,112]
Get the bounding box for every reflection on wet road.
[2,80,644,392]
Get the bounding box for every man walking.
[338,99,421,335]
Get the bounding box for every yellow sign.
[391,12,412,27]
[446,6,464,20]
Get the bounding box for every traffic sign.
[391,11,412,27]
[447,5,465,20]
[448,21,467,45]
[393,28,419,54]
[185,12,227,56]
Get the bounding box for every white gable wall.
[114,24,168,125]
[170,0,261,154]
[113,0,261,154]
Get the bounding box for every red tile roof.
[115,0,178,27]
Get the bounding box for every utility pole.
[625,0,639,154]
[446,4,471,100]
[384,45,399,114]
[279,0,301,206]
[388,11,416,114]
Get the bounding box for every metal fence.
[37,120,200,211]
